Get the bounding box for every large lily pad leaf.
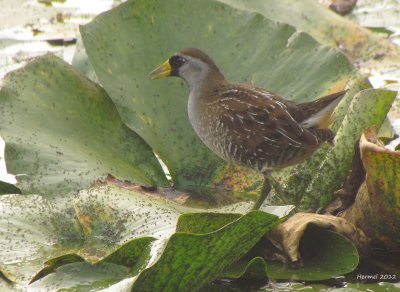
[29,237,155,284]
[218,0,400,65]
[28,262,130,291]
[132,211,279,292]
[221,256,268,282]
[349,0,400,50]
[0,184,176,283]
[0,183,256,285]
[0,54,168,196]
[0,194,83,283]
[80,0,354,193]
[176,213,241,234]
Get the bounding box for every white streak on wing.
[216,120,222,130]
[276,128,302,146]
[236,113,244,120]
[248,113,265,124]
[220,89,239,96]
[221,104,230,110]
[223,113,234,122]
[233,144,238,157]
[287,142,302,148]
[205,100,220,106]
[275,100,286,108]
[263,136,277,143]
[253,89,274,100]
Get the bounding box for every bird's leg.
[253,172,289,210]
[252,175,272,210]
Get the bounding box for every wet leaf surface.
[29,262,130,291]
[0,54,168,196]
[0,183,261,286]
[132,211,279,292]
[218,0,400,66]
[0,184,181,283]
[176,213,241,234]
[0,194,83,283]
[222,257,268,282]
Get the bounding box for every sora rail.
[150,48,346,208]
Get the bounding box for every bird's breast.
[188,93,232,160]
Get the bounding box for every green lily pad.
[221,256,268,281]
[132,211,279,291]
[349,0,400,39]
[0,54,168,196]
[0,194,83,283]
[80,0,353,194]
[218,0,400,65]
[267,226,359,281]
[0,184,179,283]
[28,262,130,291]
[29,254,85,284]
[175,207,291,234]
[30,237,155,284]
[0,183,257,285]
[176,213,242,234]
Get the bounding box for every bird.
[149,48,346,209]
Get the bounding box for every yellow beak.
[149,60,171,80]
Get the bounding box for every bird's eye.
[169,55,186,68]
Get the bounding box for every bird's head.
[149,48,225,90]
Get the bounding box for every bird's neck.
[187,69,227,137]
[186,67,225,93]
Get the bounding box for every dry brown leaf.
[267,212,367,263]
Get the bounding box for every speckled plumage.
[151,47,346,175]
[190,82,344,172]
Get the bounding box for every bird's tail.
[299,90,347,129]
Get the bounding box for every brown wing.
[214,86,323,147]
[211,85,330,168]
